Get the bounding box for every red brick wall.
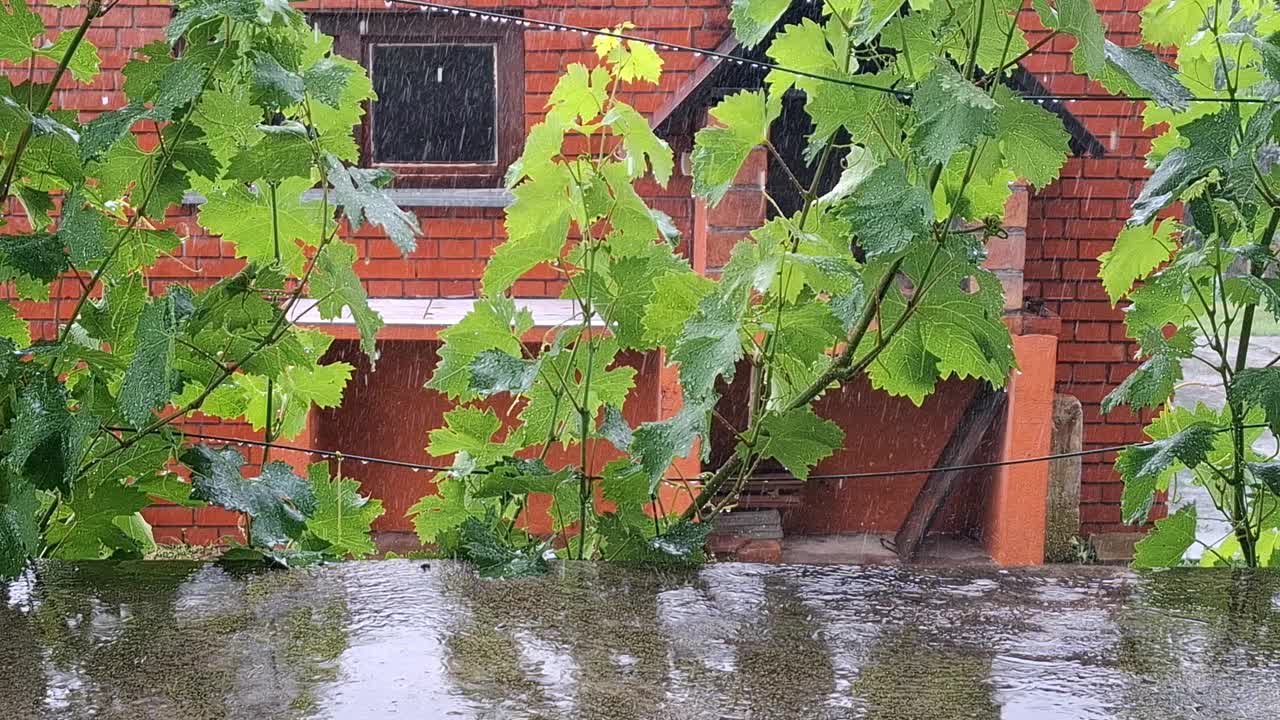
[1018,0,1160,536]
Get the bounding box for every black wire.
[386,0,1276,106]
[157,423,1271,484]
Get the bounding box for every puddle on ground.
[1,561,1278,719]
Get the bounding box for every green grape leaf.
[1116,422,1216,524]
[1133,504,1196,567]
[193,87,270,167]
[993,87,1070,190]
[183,446,316,549]
[46,479,151,560]
[602,102,674,186]
[35,28,100,83]
[1130,108,1235,225]
[1098,41,1190,111]
[835,160,933,258]
[226,123,314,183]
[198,176,326,274]
[757,407,844,480]
[600,405,634,452]
[631,400,709,493]
[427,406,508,466]
[642,272,715,347]
[304,462,383,558]
[729,0,790,47]
[427,297,533,401]
[0,474,39,578]
[471,459,576,499]
[1032,0,1105,75]
[1098,219,1177,302]
[691,90,778,205]
[0,0,42,64]
[119,294,181,427]
[5,380,94,493]
[548,63,609,122]
[309,240,383,359]
[1102,344,1185,414]
[251,50,304,109]
[408,477,471,545]
[0,302,30,347]
[909,63,997,168]
[469,349,541,397]
[302,57,355,108]
[57,187,110,265]
[1229,368,1280,436]
[133,472,204,508]
[670,289,746,404]
[325,155,420,254]
[485,169,572,296]
[0,232,66,282]
[456,516,548,578]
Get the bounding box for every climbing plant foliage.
[1097,0,1280,567]
[0,0,410,576]
[409,0,1147,574]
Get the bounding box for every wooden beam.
[893,383,1008,563]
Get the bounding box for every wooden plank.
[893,383,1008,563]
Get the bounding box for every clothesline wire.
[385,0,1277,105]
[159,424,1271,484]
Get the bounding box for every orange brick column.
[982,333,1058,564]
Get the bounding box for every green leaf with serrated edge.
[308,53,373,163]
[457,516,549,577]
[427,297,532,401]
[1099,219,1177,302]
[865,247,1014,405]
[642,272,715,348]
[835,160,932,258]
[1116,422,1216,524]
[729,0,790,47]
[46,479,151,560]
[1130,108,1236,225]
[183,446,316,549]
[1032,0,1105,75]
[671,287,746,404]
[303,56,354,108]
[516,338,636,447]
[600,405,634,452]
[241,361,353,440]
[324,155,420,254]
[1102,343,1185,414]
[1251,462,1280,496]
[193,86,269,167]
[427,406,507,466]
[304,462,383,558]
[603,101,673,186]
[940,0,1026,72]
[0,302,29,347]
[1133,504,1196,567]
[408,477,471,545]
[310,240,384,359]
[1230,368,1280,436]
[691,90,778,205]
[909,63,997,168]
[83,435,173,487]
[199,176,326,274]
[631,400,709,494]
[0,232,65,282]
[548,63,609,123]
[34,28,100,83]
[251,50,304,109]
[4,379,92,493]
[993,87,1070,190]
[226,123,314,183]
[0,473,39,577]
[471,459,576,499]
[0,0,42,63]
[119,294,180,427]
[756,407,844,480]
[469,349,540,397]
[1098,41,1190,111]
[485,166,572,295]
[134,472,205,508]
[57,188,110,265]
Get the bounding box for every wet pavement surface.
[2,560,1279,719]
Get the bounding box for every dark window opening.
[311,12,524,188]
[370,44,497,165]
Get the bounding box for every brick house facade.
[10,0,1159,560]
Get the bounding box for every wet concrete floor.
[2,560,1279,718]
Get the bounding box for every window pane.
[370,44,497,164]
